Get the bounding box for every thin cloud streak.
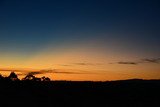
[142,58,160,63]
[72,63,103,66]
[0,68,92,76]
[117,62,138,65]
[58,62,103,67]
[60,64,72,66]
[112,57,160,65]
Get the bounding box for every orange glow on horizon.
[0,43,160,81]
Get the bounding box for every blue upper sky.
[0,0,160,57]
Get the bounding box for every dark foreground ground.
[0,79,160,107]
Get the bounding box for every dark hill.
[0,79,160,107]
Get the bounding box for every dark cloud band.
[113,58,160,65]
[117,62,137,65]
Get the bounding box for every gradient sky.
[0,0,160,81]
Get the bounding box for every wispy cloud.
[117,61,138,65]
[73,62,103,66]
[27,71,44,75]
[112,57,160,65]
[60,64,72,66]
[0,68,90,76]
[59,62,103,66]
[142,58,160,63]
[26,69,87,75]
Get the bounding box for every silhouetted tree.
[22,74,36,81]
[34,77,41,81]
[0,74,4,80]
[22,74,41,81]
[8,72,19,81]
[41,76,51,81]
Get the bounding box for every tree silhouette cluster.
[0,71,50,82]
[0,71,159,107]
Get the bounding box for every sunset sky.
[0,0,160,81]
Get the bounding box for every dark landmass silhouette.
[0,72,159,107]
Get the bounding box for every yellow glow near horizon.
[0,43,160,81]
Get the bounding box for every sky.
[0,0,160,81]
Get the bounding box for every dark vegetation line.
[0,72,160,107]
[0,71,50,81]
[1,71,160,82]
